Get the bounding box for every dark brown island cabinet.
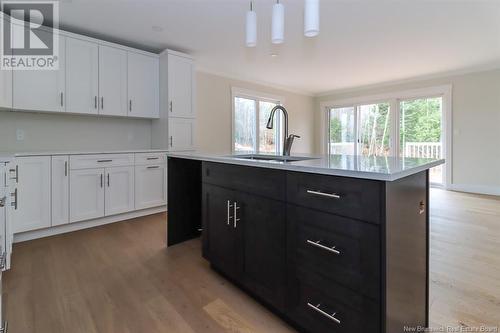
[167,155,438,333]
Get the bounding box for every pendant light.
[246,1,257,47]
[272,0,284,44]
[304,0,319,37]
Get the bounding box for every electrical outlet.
[16,129,25,141]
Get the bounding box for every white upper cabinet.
[51,156,69,226]
[127,52,159,119]
[66,38,99,115]
[11,156,51,233]
[99,45,128,117]
[13,34,66,113]
[168,53,194,118]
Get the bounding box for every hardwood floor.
[4,188,500,332]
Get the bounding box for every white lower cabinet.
[70,168,105,223]
[168,118,195,151]
[105,166,135,216]
[51,156,69,226]
[11,157,51,233]
[135,165,166,210]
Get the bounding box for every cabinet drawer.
[286,171,382,223]
[287,272,380,333]
[70,154,134,169]
[135,152,166,165]
[288,205,380,299]
[202,162,285,201]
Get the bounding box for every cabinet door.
[69,168,105,223]
[238,191,287,311]
[168,54,194,118]
[11,157,51,233]
[51,156,69,226]
[0,15,12,108]
[13,34,66,112]
[66,38,98,114]
[105,166,134,216]
[127,52,159,118]
[134,165,166,210]
[168,118,195,151]
[99,45,127,116]
[203,184,241,280]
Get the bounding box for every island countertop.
[166,151,444,181]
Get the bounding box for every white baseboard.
[13,206,167,243]
[448,184,500,196]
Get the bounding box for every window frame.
[231,87,285,154]
[320,85,452,188]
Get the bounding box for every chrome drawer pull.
[146,157,159,160]
[306,240,341,255]
[97,159,113,163]
[306,190,341,199]
[233,202,240,228]
[147,166,160,169]
[307,303,341,324]
[227,200,233,225]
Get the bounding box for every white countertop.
[166,151,445,181]
[0,149,169,158]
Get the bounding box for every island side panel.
[167,157,202,246]
[384,170,428,332]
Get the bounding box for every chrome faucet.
[266,105,300,156]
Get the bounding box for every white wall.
[196,71,315,154]
[0,111,152,152]
[316,69,500,195]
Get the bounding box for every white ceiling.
[56,0,500,95]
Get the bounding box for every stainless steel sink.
[231,154,316,163]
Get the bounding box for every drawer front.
[202,162,285,201]
[70,154,134,169]
[286,171,382,223]
[288,205,380,299]
[287,272,380,333]
[135,152,166,165]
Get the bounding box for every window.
[323,85,451,186]
[328,102,390,157]
[232,88,283,154]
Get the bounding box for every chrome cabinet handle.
[233,202,240,228]
[94,96,98,109]
[147,166,160,169]
[10,189,17,210]
[60,92,64,107]
[9,165,18,183]
[97,160,113,163]
[169,101,173,112]
[306,190,341,199]
[129,100,132,112]
[226,200,233,225]
[0,251,6,270]
[307,303,341,324]
[100,174,103,188]
[169,136,173,147]
[306,240,341,255]
[147,157,159,160]
[64,161,68,177]
[107,173,110,187]
[101,97,104,109]
[0,196,5,208]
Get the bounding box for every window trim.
[231,87,285,154]
[319,85,453,189]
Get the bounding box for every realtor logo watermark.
[1,1,59,70]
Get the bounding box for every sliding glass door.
[400,97,443,184]
[328,102,391,157]
[327,93,446,185]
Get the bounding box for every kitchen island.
[166,152,444,333]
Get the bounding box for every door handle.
[169,136,173,148]
[233,202,240,228]
[101,97,104,109]
[94,96,98,109]
[226,200,233,225]
[169,101,173,112]
[107,173,110,187]
[100,174,103,188]
[60,92,64,107]
[129,100,132,112]
[9,165,18,183]
[64,161,68,177]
